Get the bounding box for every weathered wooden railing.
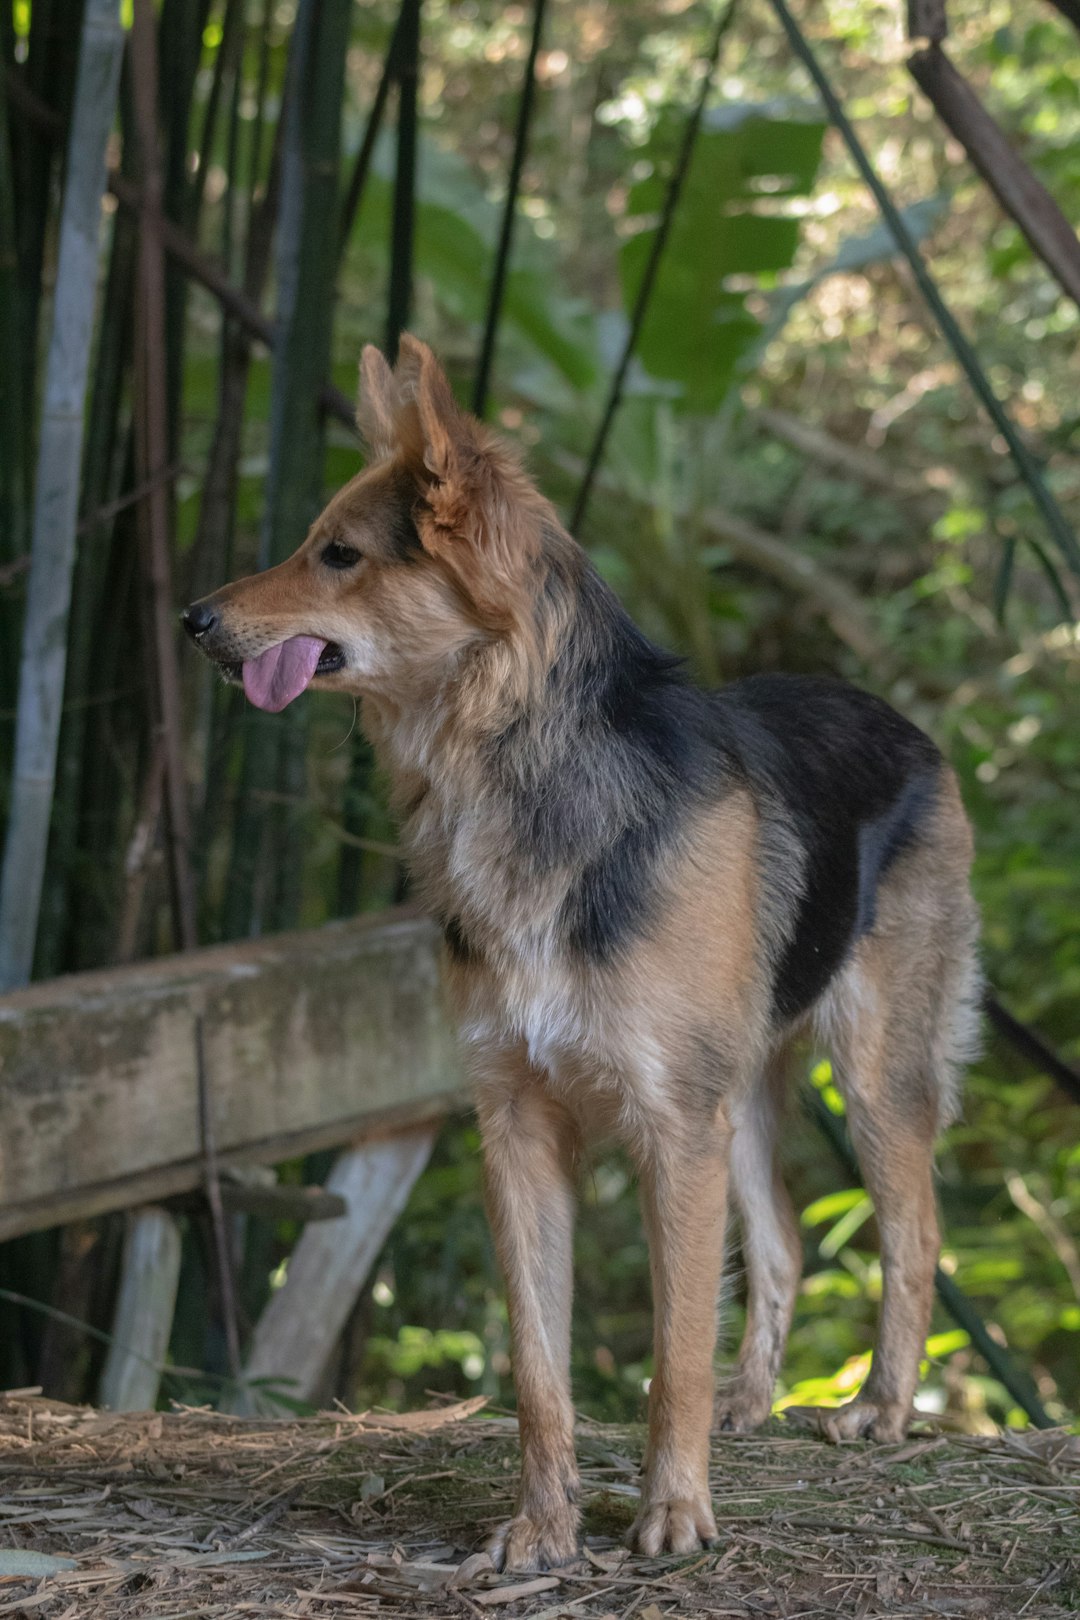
[0,910,466,1408]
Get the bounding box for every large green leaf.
[353,140,598,392]
[619,107,825,411]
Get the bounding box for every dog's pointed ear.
[394,334,473,483]
[392,336,534,628]
[357,344,397,457]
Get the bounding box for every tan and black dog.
[183,336,981,1572]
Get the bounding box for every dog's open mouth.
[315,644,346,676]
[218,639,346,712]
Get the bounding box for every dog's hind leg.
[812,921,976,1442]
[628,1115,730,1556]
[817,1030,940,1445]
[806,772,979,1443]
[715,1048,802,1433]
[476,1063,582,1573]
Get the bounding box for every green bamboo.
[192,118,284,923]
[338,8,403,260]
[0,61,29,569]
[190,0,247,229]
[246,0,274,206]
[18,0,86,414]
[223,0,351,938]
[385,0,420,359]
[160,0,213,456]
[35,200,138,978]
[0,0,125,991]
[335,9,412,918]
[15,0,56,433]
[472,0,547,419]
[0,61,28,720]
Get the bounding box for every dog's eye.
[321,539,362,570]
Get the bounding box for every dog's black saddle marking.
[717,675,942,1021]
[493,566,942,1026]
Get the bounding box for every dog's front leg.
[477,1073,580,1573]
[629,1116,730,1556]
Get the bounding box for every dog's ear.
[393,334,475,484]
[394,334,533,629]
[357,345,397,457]
[394,334,486,549]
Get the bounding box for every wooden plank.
[98,1206,182,1411]
[908,45,1080,310]
[233,1127,438,1411]
[0,911,465,1241]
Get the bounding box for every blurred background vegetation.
[1,0,1078,1432]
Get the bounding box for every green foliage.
[621,109,825,408]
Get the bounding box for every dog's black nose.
[181,601,217,641]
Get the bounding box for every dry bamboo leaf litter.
[0,1395,1075,1619]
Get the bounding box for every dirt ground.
[0,1392,1076,1620]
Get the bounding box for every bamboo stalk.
[224,0,352,938]
[7,71,358,430]
[337,4,418,915]
[129,0,199,955]
[385,0,420,359]
[0,0,125,992]
[338,8,403,259]
[36,158,139,980]
[0,59,27,715]
[190,0,247,229]
[0,60,28,568]
[472,0,547,418]
[246,0,274,205]
[160,0,213,448]
[190,23,286,911]
[15,0,61,447]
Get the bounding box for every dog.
[183,335,981,1572]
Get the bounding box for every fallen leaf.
[472,1575,561,1606]
[351,1396,488,1433]
[0,1550,78,1576]
[450,1550,495,1587]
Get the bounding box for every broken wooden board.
[0,910,466,1240]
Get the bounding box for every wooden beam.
[908,45,1080,311]
[0,912,465,1241]
[232,1127,438,1411]
[98,1206,182,1411]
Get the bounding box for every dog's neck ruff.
[374,562,701,974]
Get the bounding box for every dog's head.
[182,335,561,711]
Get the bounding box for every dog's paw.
[485,1510,579,1573]
[713,1382,772,1435]
[815,1399,911,1444]
[627,1495,719,1557]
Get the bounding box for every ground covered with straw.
[0,1392,1076,1619]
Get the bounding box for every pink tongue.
[242,636,326,712]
